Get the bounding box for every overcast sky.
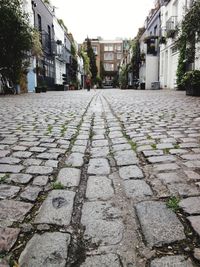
[51,0,155,43]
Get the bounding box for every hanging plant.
[159,36,166,44]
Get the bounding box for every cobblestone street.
[0,89,200,267]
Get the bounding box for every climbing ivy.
[177,0,200,87]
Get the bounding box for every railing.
[162,0,170,6]
[166,16,178,31]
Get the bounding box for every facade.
[32,0,55,89]
[139,2,161,89]
[91,39,101,77]
[22,0,37,92]
[100,40,123,85]
[23,0,80,92]
[159,0,194,89]
[53,18,71,86]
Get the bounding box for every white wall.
[159,0,187,89]
[145,56,159,89]
[53,18,66,85]
[55,60,66,85]
[195,42,200,70]
[22,0,34,26]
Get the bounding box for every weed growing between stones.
[163,148,170,154]
[166,196,180,212]
[0,174,9,183]
[47,125,53,134]
[60,124,67,137]
[147,135,152,140]
[51,181,64,189]
[174,144,180,149]
[128,140,137,152]
[151,144,157,150]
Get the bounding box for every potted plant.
[159,36,166,45]
[35,86,41,93]
[180,70,200,96]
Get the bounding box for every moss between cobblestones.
[166,196,180,212]
[151,144,157,150]
[51,181,64,189]
[0,174,10,183]
[163,148,170,154]
[174,144,180,149]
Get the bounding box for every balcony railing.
[166,16,178,31]
[162,0,170,6]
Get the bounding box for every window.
[104,45,113,51]
[171,46,178,54]
[104,63,114,71]
[92,46,98,55]
[104,52,114,60]
[154,25,157,36]
[116,45,122,51]
[117,53,122,60]
[38,14,42,32]
[48,25,51,53]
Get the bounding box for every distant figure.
[93,84,97,91]
[85,75,91,91]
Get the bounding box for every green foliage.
[131,27,145,78]
[86,38,98,83]
[31,29,43,57]
[151,144,157,150]
[128,140,137,152]
[52,181,64,189]
[47,125,53,134]
[100,61,105,80]
[0,0,33,84]
[166,196,180,211]
[0,174,10,183]
[95,76,102,88]
[119,65,128,88]
[176,39,186,89]
[174,144,180,149]
[177,0,200,82]
[80,47,91,76]
[70,43,78,85]
[57,19,68,33]
[179,70,200,89]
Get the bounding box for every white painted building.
[53,18,67,85]
[22,0,37,92]
[139,3,161,89]
[159,0,193,89]
[77,55,84,89]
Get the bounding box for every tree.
[0,0,33,84]
[131,27,145,79]
[86,38,98,83]
[70,42,78,87]
[80,47,91,76]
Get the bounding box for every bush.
[180,70,200,96]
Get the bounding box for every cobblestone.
[0,228,20,252]
[19,232,70,267]
[0,185,20,200]
[119,165,144,180]
[151,255,195,267]
[34,190,75,226]
[0,200,33,227]
[86,176,114,200]
[81,254,121,267]
[57,168,81,187]
[136,201,185,247]
[1,90,200,265]
[81,201,124,245]
[88,158,110,175]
